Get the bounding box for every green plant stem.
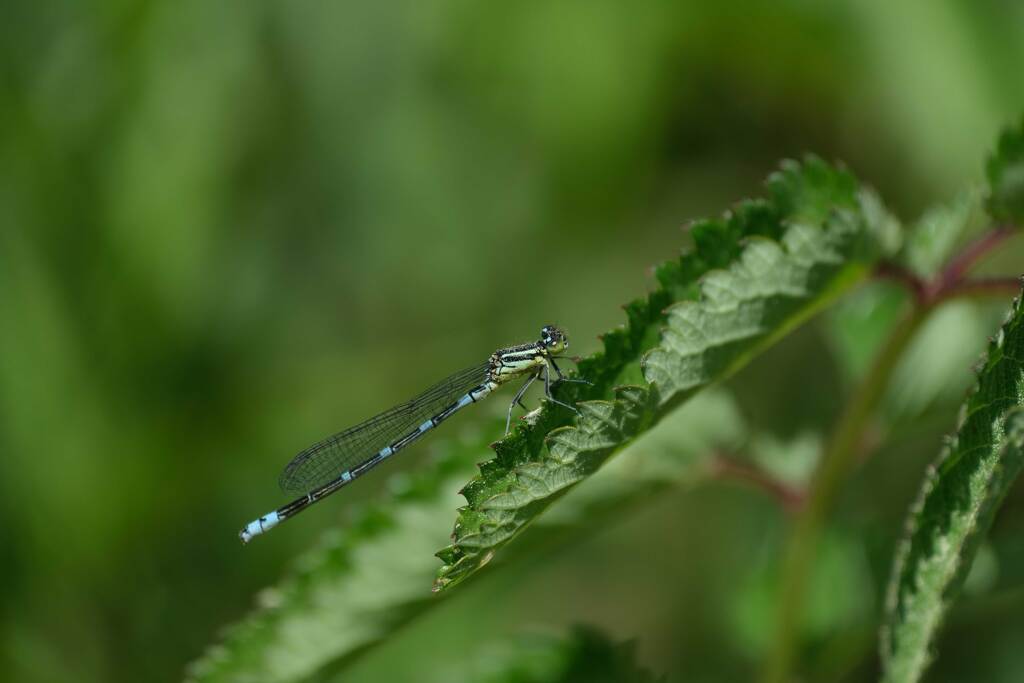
[764,303,928,683]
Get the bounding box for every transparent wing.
[278,362,491,495]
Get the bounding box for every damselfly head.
[540,325,568,354]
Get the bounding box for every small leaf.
[437,157,881,591]
[747,431,821,490]
[881,288,1024,683]
[859,186,904,259]
[986,116,1024,224]
[901,189,985,277]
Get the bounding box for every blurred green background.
[2,1,1024,682]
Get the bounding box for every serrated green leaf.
[189,390,743,682]
[643,215,864,406]
[445,385,659,559]
[507,387,745,532]
[436,157,881,591]
[881,289,1024,683]
[986,117,1024,224]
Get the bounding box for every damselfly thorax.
[489,343,548,383]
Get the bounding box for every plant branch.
[766,224,1018,681]
[875,261,927,303]
[929,225,1017,297]
[708,454,805,513]
[934,276,1023,304]
[876,225,1019,306]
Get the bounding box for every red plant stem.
[875,225,1020,306]
[875,262,927,303]
[934,276,1023,305]
[930,225,1017,298]
[709,455,805,513]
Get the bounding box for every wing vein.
[277,362,491,494]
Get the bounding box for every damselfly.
[240,325,587,543]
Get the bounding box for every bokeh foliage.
[2,2,1024,682]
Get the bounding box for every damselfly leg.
[542,362,581,414]
[504,358,588,434]
[549,357,593,386]
[506,371,538,434]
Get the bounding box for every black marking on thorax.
[493,342,544,365]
